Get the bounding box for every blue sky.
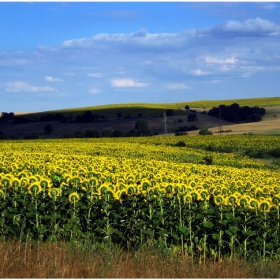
[1,2,280,112]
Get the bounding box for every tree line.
[207,103,265,123]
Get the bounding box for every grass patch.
[0,240,279,278]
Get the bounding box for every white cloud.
[210,17,279,36]
[88,87,100,94]
[205,56,238,64]
[87,73,102,78]
[258,3,277,10]
[110,78,149,88]
[45,76,63,82]
[192,69,208,76]
[6,81,56,92]
[166,83,189,90]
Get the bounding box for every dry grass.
[0,240,279,278]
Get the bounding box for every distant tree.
[102,127,114,137]
[73,130,85,138]
[0,131,8,139]
[112,130,126,137]
[116,112,123,119]
[0,112,14,122]
[127,129,137,137]
[83,111,94,122]
[134,119,151,136]
[187,113,197,122]
[251,113,262,122]
[24,132,39,139]
[166,109,174,116]
[85,129,101,138]
[185,105,190,111]
[44,124,53,134]
[199,128,213,135]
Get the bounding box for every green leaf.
[225,213,232,220]
[114,229,123,237]
[8,207,17,213]
[225,230,233,237]
[204,221,214,228]
[178,226,187,234]
[255,236,264,242]
[196,213,204,219]
[229,225,238,234]
[212,233,219,240]
[171,234,179,241]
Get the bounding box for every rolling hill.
[1,97,280,139]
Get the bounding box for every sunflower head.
[166,184,172,194]
[184,194,192,204]
[28,183,43,196]
[249,198,259,209]
[272,195,280,206]
[226,195,237,206]
[40,180,51,189]
[1,178,10,188]
[48,188,61,199]
[259,200,271,212]
[238,196,249,207]
[68,192,80,204]
[12,179,20,188]
[214,195,224,207]
[199,190,210,201]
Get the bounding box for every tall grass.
[0,240,279,278]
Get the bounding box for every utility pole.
[163,111,167,135]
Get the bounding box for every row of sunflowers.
[0,136,279,260]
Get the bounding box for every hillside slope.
[1,98,279,138]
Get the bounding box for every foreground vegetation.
[0,240,279,278]
[0,134,279,277]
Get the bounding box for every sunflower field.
[0,136,279,261]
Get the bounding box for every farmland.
[1,96,280,138]
[0,98,280,277]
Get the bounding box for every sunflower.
[259,200,271,212]
[165,184,173,194]
[248,198,259,210]
[225,195,237,206]
[190,191,198,201]
[237,195,250,208]
[48,187,61,199]
[28,183,43,195]
[183,194,193,204]
[1,178,10,188]
[12,178,20,188]
[221,187,229,196]
[198,190,210,201]
[20,178,28,188]
[214,195,224,207]
[68,192,80,204]
[272,195,280,206]
[141,179,151,191]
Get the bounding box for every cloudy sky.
[1,2,280,112]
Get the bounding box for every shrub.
[174,141,186,147]
[24,133,39,139]
[269,148,280,158]
[199,128,213,135]
[203,155,213,165]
